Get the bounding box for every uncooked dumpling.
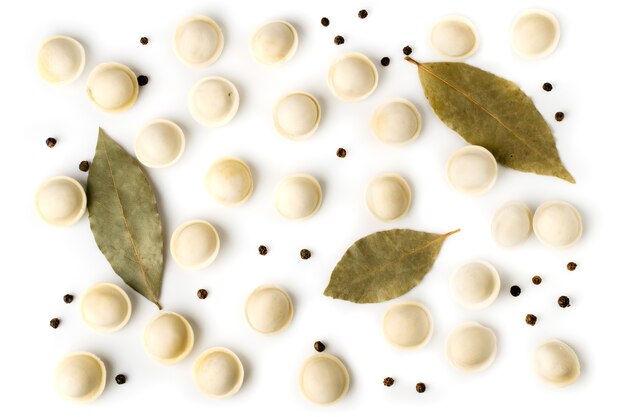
[193,347,244,398]
[533,200,582,248]
[170,220,220,269]
[250,20,298,65]
[245,285,293,334]
[86,62,138,112]
[274,174,322,220]
[430,16,479,59]
[371,98,422,146]
[173,16,224,67]
[327,52,378,101]
[205,158,254,206]
[80,282,132,333]
[533,339,580,387]
[383,301,433,349]
[37,35,85,85]
[143,311,194,364]
[365,173,411,222]
[188,76,240,127]
[446,145,497,195]
[54,352,106,403]
[300,354,349,405]
[273,92,321,139]
[511,9,560,59]
[34,176,86,227]
[445,322,497,372]
[450,261,500,309]
[491,202,532,247]
[134,119,185,168]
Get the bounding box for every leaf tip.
[446,228,461,237]
[155,300,163,310]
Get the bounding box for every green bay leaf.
[87,128,163,309]
[406,58,574,183]
[324,229,459,304]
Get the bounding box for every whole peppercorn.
[321,17,330,27]
[115,374,127,384]
[46,137,57,148]
[137,75,149,86]
[542,82,553,92]
[532,275,542,285]
[510,285,521,297]
[403,45,413,56]
[258,245,268,256]
[358,9,368,19]
[63,294,74,304]
[140,37,149,45]
[336,148,347,158]
[50,318,60,329]
[558,296,571,308]
[525,314,537,326]
[313,341,326,352]
[555,112,565,122]
[383,377,394,387]
[79,161,90,172]
[300,249,312,260]
[380,57,390,66]
[415,382,426,393]
[334,35,345,45]
[567,262,577,271]
[197,289,208,299]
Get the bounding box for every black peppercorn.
[532,275,542,285]
[334,35,345,45]
[314,341,325,352]
[358,9,368,19]
[137,75,149,86]
[140,37,149,45]
[555,112,565,121]
[542,82,553,92]
[383,377,394,387]
[46,137,57,148]
[300,249,312,259]
[258,245,268,256]
[79,161,90,172]
[403,45,413,56]
[50,318,60,329]
[380,57,390,66]
[115,374,126,384]
[415,382,426,393]
[567,262,577,271]
[336,148,347,158]
[525,314,537,326]
[197,289,208,299]
[510,285,521,297]
[321,17,330,27]
[558,296,570,308]
[63,294,74,304]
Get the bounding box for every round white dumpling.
[37,35,85,85]
[273,92,321,139]
[445,322,497,372]
[300,354,349,405]
[533,200,582,248]
[383,302,433,349]
[86,62,138,112]
[173,16,224,67]
[205,158,253,206]
[170,220,220,270]
[245,285,293,334]
[189,76,239,127]
[143,312,194,364]
[250,20,298,65]
[533,339,580,387]
[80,282,132,333]
[193,347,245,398]
[274,174,322,220]
[371,99,422,146]
[450,261,500,309]
[134,119,185,168]
[34,176,86,227]
[446,145,497,195]
[365,173,411,222]
[492,202,532,247]
[327,52,378,101]
[511,9,560,59]
[430,16,479,59]
[54,352,106,403]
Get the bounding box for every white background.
[2,0,625,415]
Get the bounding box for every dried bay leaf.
[406,58,574,183]
[324,229,459,303]
[87,128,163,308]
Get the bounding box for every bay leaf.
[87,128,163,309]
[406,58,574,183]
[324,229,459,303]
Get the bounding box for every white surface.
[2,0,626,415]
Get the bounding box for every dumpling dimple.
[274,174,322,220]
[300,354,350,405]
[173,16,224,67]
[446,145,498,195]
[86,63,138,112]
[188,77,240,126]
[250,21,298,65]
[450,261,500,309]
[383,302,433,349]
[143,312,194,364]
[327,52,378,101]
[533,339,580,387]
[492,202,532,247]
[37,35,85,85]
[445,322,497,372]
[54,352,106,403]
[533,200,582,248]
[430,16,479,59]
[80,282,132,333]
[205,158,254,206]
[193,347,244,398]
[365,173,411,222]
[511,9,560,59]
